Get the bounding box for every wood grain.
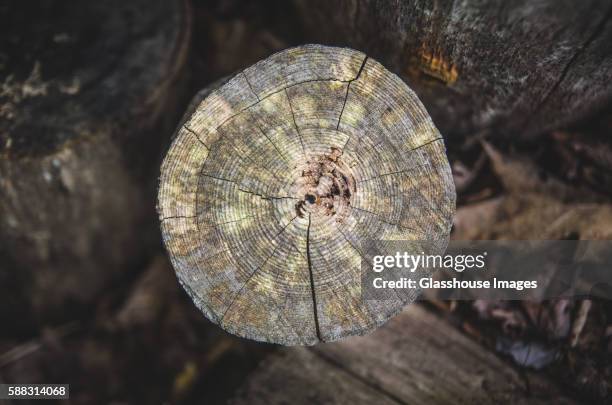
[158,45,455,345]
[231,305,578,404]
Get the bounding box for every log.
[158,45,455,345]
[231,305,578,404]
[0,0,191,331]
[292,0,612,139]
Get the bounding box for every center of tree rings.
[293,147,355,221]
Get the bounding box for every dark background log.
[0,0,191,334]
[292,0,612,140]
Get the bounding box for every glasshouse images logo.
[372,251,487,273]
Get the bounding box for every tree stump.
[0,0,191,331]
[292,0,612,139]
[158,45,455,345]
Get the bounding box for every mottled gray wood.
[231,305,578,404]
[158,45,456,345]
[293,0,612,139]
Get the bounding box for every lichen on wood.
[158,44,456,345]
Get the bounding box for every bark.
[292,0,612,139]
[0,0,191,332]
[158,45,455,345]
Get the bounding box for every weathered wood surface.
[0,0,191,331]
[293,0,612,139]
[158,45,455,345]
[231,305,578,404]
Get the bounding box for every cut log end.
[158,44,456,345]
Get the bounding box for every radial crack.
[198,58,375,152]
[358,163,427,183]
[200,172,240,185]
[160,214,197,221]
[198,173,278,211]
[196,214,296,265]
[351,205,418,233]
[306,214,323,342]
[184,125,210,149]
[223,137,288,184]
[285,88,307,156]
[353,55,368,81]
[254,124,291,164]
[337,83,351,131]
[242,72,261,102]
[198,215,256,229]
[308,235,372,324]
[207,72,374,154]
[409,137,443,151]
[338,56,369,137]
[238,188,297,201]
